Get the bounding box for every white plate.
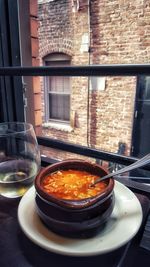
[18,181,142,257]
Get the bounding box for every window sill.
[42,122,73,132]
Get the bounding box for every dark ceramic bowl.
[35,194,115,238]
[34,159,115,238]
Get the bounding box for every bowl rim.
[35,190,114,212]
[35,159,114,209]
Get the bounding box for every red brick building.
[36,0,150,158]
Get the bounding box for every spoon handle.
[93,153,150,185]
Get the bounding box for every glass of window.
[0,122,41,198]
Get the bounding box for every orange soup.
[42,169,107,200]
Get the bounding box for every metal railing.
[0,64,150,76]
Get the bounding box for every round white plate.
[18,181,142,257]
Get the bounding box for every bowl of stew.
[34,159,115,238]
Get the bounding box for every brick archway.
[39,42,73,65]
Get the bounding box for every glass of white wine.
[0,122,41,198]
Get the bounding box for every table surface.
[0,179,150,267]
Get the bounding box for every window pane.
[49,76,70,93]
[50,77,63,93]
[63,77,70,93]
[16,0,150,163]
[49,94,70,121]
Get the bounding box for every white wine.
[0,159,38,198]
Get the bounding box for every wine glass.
[0,122,41,198]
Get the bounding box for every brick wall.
[90,0,150,64]
[30,0,42,130]
[90,0,150,154]
[37,0,150,159]
[38,0,90,148]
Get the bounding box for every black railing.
[0,64,150,76]
[38,136,144,167]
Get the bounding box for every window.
[44,54,71,124]
[1,0,150,165]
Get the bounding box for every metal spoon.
[92,153,150,186]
